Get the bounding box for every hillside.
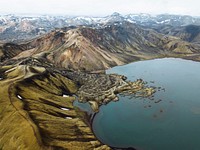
[1,21,200,71]
[152,25,200,44]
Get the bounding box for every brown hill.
[1,22,200,71]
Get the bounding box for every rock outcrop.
[63,70,155,112]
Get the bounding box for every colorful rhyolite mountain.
[1,21,200,71]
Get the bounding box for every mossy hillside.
[0,65,110,150]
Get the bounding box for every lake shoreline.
[92,57,200,150]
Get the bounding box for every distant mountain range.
[1,12,200,42]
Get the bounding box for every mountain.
[1,13,200,42]
[130,14,200,28]
[1,21,200,71]
[0,14,68,42]
[151,24,200,44]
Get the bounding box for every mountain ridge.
[1,21,200,71]
[1,13,200,42]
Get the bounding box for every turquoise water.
[92,58,200,150]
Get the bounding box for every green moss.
[0,65,110,150]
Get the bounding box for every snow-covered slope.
[1,13,200,42]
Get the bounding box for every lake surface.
[92,58,200,150]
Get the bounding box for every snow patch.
[126,19,136,23]
[156,19,170,24]
[74,16,92,22]
[66,117,72,119]
[17,95,23,100]
[63,94,69,97]
[61,108,69,111]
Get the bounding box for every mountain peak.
[111,12,121,16]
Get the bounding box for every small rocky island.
[0,57,155,150]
